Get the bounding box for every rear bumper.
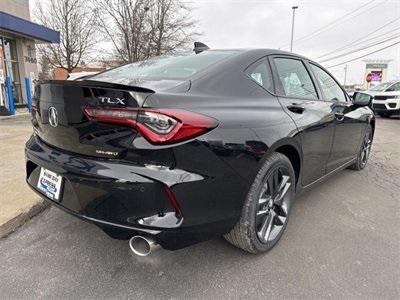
[25,135,248,250]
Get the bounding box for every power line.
[279,0,387,50]
[296,0,374,41]
[314,17,400,60]
[323,27,400,58]
[295,0,387,44]
[318,34,400,63]
[350,27,400,47]
[279,0,376,48]
[325,41,400,68]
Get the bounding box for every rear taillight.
[83,107,218,145]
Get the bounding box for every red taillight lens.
[83,107,218,145]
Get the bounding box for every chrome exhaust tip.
[129,235,160,256]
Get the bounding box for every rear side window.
[273,58,318,99]
[92,51,239,81]
[310,64,346,102]
[246,59,274,92]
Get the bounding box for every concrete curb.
[0,112,30,121]
[0,200,49,239]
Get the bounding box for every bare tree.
[95,0,199,63]
[37,55,52,80]
[148,0,196,57]
[34,0,99,73]
[95,0,150,62]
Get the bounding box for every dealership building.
[363,59,392,88]
[0,0,59,115]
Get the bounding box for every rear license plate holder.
[37,168,63,201]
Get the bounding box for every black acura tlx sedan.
[25,45,375,255]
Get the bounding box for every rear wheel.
[224,152,295,254]
[349,124,372,171]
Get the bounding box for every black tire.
[224,152,296,254]
[348,124,372,171]
[378,112,390,118]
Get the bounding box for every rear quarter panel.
[142,70,299,229]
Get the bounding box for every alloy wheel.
[256,166,292,244]
[360,130,372,166]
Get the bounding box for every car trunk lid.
[32,80,154,159]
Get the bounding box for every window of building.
[273,58,318,99]
[1,37,23,105]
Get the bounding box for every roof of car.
[210,48,305,56]
[206,48,311,65]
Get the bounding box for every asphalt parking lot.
[0,116,399,299]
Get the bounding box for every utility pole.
[290,6,298,52]
[344,64,348,86]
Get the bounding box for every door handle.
[287,104,305,114]
[335,112,345,121]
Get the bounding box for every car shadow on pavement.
[1,153,399,298]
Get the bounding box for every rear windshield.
[92,51,239,81]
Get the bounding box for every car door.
[269,56,335,186]
[308,62,365,173]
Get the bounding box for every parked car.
[367,81,400,117]
[25,46,375,255]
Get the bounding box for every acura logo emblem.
[48,107,58,127]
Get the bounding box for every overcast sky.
[189,0,400,84]
[30,0,400,85]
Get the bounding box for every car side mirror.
[352,92,373,107]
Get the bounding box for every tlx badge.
[98,96,126,105]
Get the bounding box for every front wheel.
[224,152,295,254]
[348,124,372,170]
[378,112,391,118]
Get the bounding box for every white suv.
[367,81,400,117]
